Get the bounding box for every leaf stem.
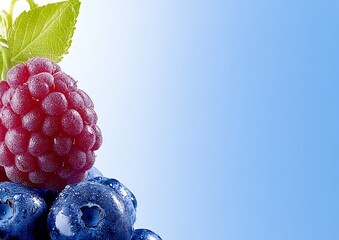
[0,43,11,80]
[8,0,19,30]
[0,0,39,80]
[26,0,38,9]
[8,0,38,29]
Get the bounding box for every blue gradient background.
[13,0,339,239]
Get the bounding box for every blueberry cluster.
[0,167,162,239]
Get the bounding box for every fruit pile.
[0,168,162,239]
[0,0,162,239]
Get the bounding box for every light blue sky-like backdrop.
[9,0,339,239]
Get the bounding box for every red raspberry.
[0,57,103,190]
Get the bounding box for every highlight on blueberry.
[132,229,163,240]
[89,176,137,225]
[48,181,133,240]
[0,181,49,239]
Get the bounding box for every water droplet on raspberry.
[54,72,77,92]
[78,89,94,107]
[2,87,14,107]
[61,109,83,136]
[22,107,45,132]
[68,148,86,170]
[79,107,98,125]
[65,91,85,110]
[67,171,86,184]
[83,150,95,171]
[0,142,14,167]
[42,92,68,116]
[5,165,29,184]
[37,153,62,172]
[27,57,54,75]
[28,132,52,156]
[28,170,49,184]
[1,106,21,129]
[7,63,29,87]
[42,115,61,136]
[5,128,29,154]
[14,153,38,172]
[10,85,35,114]
[91,125,103,151]
[76,125,96,151]
[53,135,73,156]
[28,72,54,100]
[57,168,73,179]
[0,81,9,107]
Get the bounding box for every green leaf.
[7,0,80,65]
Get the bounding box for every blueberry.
[0,181,49,239]
[48,181,133,239]
[85,166,103,180]
[132,229,162,240]
[89,177,137,224]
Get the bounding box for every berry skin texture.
[132,229,162,240]
[0,57,103,190]
[89,177,137,225]
[48,181,133,240]
[0,181,49,239]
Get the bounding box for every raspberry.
[0,57,103,190]
[0,166,9,181]
[41,92,68,115]
[7,64,29,87]
[61,109,83,136]
[28,72,54,99]
[1,106,21,129]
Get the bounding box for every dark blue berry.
[0,181,49,239]
[89,177,137,224]
[48,181,133,240]
[132,229,162,240]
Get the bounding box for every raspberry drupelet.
[0,57,103,190]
